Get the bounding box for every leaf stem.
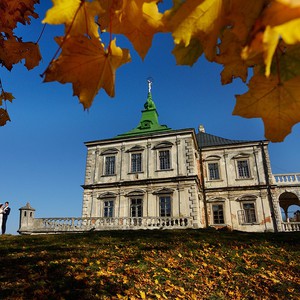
[275,47,281,85]
[40,0,85,77]
[108,7,113,55]
[36,24,47,44]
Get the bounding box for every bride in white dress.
[0,204,3,228]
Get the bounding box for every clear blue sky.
[1,1,300,234]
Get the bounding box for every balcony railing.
[273,173,300,185]
[18,216,193,234]
[281,222,300,232]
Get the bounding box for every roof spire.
[116,78,171,137]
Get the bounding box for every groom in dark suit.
[2,202,11,234]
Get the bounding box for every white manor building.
[18,84,300,234]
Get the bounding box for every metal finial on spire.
[147,77,153,93]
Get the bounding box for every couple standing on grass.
[0,202,11,235]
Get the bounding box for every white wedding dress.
[0,206,3,228]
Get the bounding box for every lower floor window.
[160,196,171,217]
[243,203,257,223]
[130,198,143,217]
[212,204,225,224]
[104,200,114,217]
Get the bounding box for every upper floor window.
[153,142,173,171]
[101,148,118,176]
[208,162,220,180]
[103,200,114,217]
[105,156,115,175]
[159,196,171,217]
[237,160,250,178]
[212,204,225,224]
[159,150,170,170]
[131,153,142,173]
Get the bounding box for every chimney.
[198,124,205,133]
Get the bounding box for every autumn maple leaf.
[97,0,164,59]
[42,0,103,39]
[0,38,41,71]
[233,73,300,142]
[0,0,39,36]
[0,90,15,106]
[0,108,11,126]
[215,30,249,84]
[242,0,300,77]
[43,36,131,109]
[164,0,225,62]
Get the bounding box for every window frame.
[104,155,116,175]
[159,195,172,217]
[242,202,257,223]
[211,203,225,225]
[103,199,114,218]
[207,162,221,180]
[130,198,143,218]
[158,149,171,170]
[237,159,251,179]
[131,152,142,173]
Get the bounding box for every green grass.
[0,229,299,299]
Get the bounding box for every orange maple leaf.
[0,38,41,71]
[0,91,15,106]
[233,73,300,142]
[0,108,11,126]
[44,36,131,109]
[0,0,39,36]
[98,0,163,59]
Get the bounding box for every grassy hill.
[0,229,299,299]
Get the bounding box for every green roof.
[117,88,171,138]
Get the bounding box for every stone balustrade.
[18,216,193,234]
[273,173,300,185]
[281,222,300,232]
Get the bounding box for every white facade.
[82,129,203,229]
[200,140,277,232]
[81,103,280,232]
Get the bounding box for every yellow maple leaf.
[44,36,131,109]
[97,0,163,59]
[233,73,300,142]
[242,0,300,77]
[164,0,225,61]
[43,0,103,38]
[43,0,81,25]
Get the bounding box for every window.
[131,153,142,173]
[105,156,115,175]
[104,200,114,217]
[160,196,171,217]
[243,203,257,223]
[159,150,170,170]
[130,198,143,218]
[208,162,220,180]
[212,204,225,224]
[237,160,250,178]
